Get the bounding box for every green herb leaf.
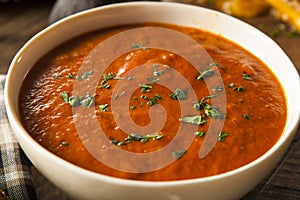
[200,94,220,103]
[193,94,224,119]
[228,83,235,88]
[99,104,109,112]
[147,77,159,84]
[60,91,69,102]
[110,138,126,146]
[194,131,205,137]
[127,76,135,80]
[234,86,245,92]
[196,68,214,80]
[131,43,147,50]
[80,93,94,107]
[61,92,95,107]
[140,84,152,93]
[170,88,188,100]
[180,115,206,125]
[100,80,111,89]
[147,97,158,106]
[61,141,69,147]
[208,62,220,67]
[141,95,148,100]
[130,105,136,110]
[147,94,162,106]
[218,131,229,141]
[213,86,223,92]
[125,133,163,143]
[81,70,93,80]
[103,72,115,81]
[68,70,93,80]
[242,72,253,81]
[204,106,224,119]
[153,64,164,77]
[242,114,251,120]
[194,94,220,111]
[69,96,80,107]
[208,61,225,69]
[172,150,187,159]
[53,74,62,79]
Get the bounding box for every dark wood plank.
[0,1,54,74]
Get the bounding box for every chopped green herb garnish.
[228,83,234,88]
[218,131,229,141]
[170,88,188,100]
[196,68,214,80]
[80,94,94,107]
[180,115,207,125]
[208,62,219,67]
[154,94,162,100]
[61,91,69,102]
[194,94,220,111]
[125,133,163,143]
[193,94,224,119]
[81,70,93,80]
[53,74,62,79]
[127,76,135,80]
[113,94,119,100]
[194,131,205,137]
[61,92,95,107]
[140,84,152,93]
[208,61,225,69]
[234,86,245,92]
[99,104,109,112]
[213,86,223,92]
[103,72,115,81]
[200,94,220,102]
[69,96,80,107]
[228,83,235,88]
[61,141,69,147]
[242,72,253,81]
[100,80,111,89]
[131,43,147,50]
[242,114,251,120]
[147,97,157,106]
[68,70,93,80]
[153,64,164,77]
[147,94,162,106]
[172,150,187,159]
[130,105,136,110]
[141,95,148,100]
[111,139,126,146]
[147,77,159,84]
[204,106,224,119]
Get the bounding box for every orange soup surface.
[19,23,286,181]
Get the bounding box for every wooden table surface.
[1,1,299,199]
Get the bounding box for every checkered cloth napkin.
[0,75,37,200]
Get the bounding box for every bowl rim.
[4,1,300,187]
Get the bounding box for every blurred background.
[0,0,299,74]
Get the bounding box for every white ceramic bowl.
[4,2,300,200]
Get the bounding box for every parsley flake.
[170,88,188,100]
[180,115,207,125]
[172,150,187,159]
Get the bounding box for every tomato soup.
[19,23,286,181]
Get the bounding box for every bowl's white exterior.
[4,2,300,200]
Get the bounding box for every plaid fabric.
[0,75,37,200]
